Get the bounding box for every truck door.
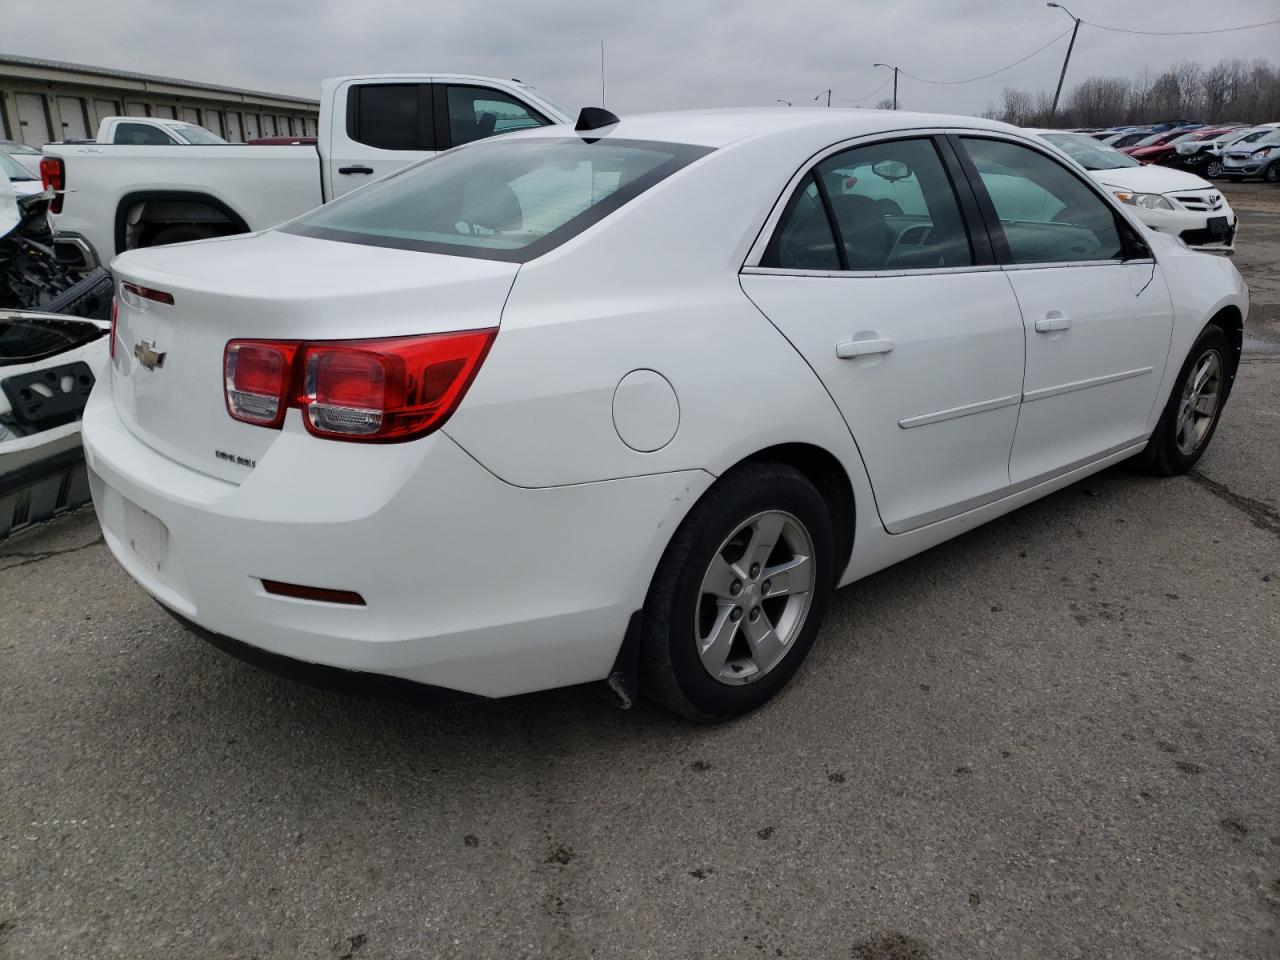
[324,81,439,201]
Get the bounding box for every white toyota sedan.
[84,109,1248,721]
[1030,131,1238,252]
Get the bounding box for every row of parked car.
[1075,122,1280,182]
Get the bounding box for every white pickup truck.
[89,116,230,146]
[41,75,572,271]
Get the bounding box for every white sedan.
[1032,131,1237,252]
[83,109,1248,720]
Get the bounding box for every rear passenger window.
[349,84,430,150]
[763,138,972,271]
[960,137,1123,264]
[447,87,548,147]
[113,122,177,145]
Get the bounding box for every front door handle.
[836,338,894,359]
[339,165,374,175]
[1034,313,1072,333]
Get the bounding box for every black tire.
[639,461,837,722]
[1205,159,1223,179]
[1264,163,1280,185]
[148,224,220,247]
[1138,325,1231,476]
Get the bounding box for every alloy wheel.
[695,510,816,685]
[1175,349,1223,456]
[1206,160,1222,178]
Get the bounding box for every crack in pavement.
[1189,471,1280,538]
[0,536,105,572]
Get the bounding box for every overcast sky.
[6,0,1279,116]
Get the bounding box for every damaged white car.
[0,309,109,538]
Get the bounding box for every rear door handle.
[835,338,894,359]
[338,165,374,175]
[1034,313,1072,333]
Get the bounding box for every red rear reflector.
[222,329,496,442]
[109,296,118,359]
[261,579,366,606]
[224,340,299,428]
[122,282,175,305]
[39,157,65,214]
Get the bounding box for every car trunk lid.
[109,230,518,482]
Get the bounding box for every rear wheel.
[1139,325,1230,476]
[640,462,836,721]
[1264,163,1280,185]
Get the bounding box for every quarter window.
[960,137,1124,264]
[764,137,972,271]
[447,87,548,147]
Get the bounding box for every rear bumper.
[82,374,712,698]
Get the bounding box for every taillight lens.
[109,296,118,359]
[222,330,495,442]
[39,157,65,214]
[224,341,299,428]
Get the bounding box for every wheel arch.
[1205,303,1243,395]
[113,190,251,254]
[730,441,856,580]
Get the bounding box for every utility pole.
[1047,3,1082,122]
[873,63,900,109]
[600,41,606,107]
[814,89,831,107]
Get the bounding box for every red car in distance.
[1126,126,1237,165]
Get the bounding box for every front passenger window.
[960,137,1124,265]
[447,87,548,147]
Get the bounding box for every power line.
[1080,17,1280,36]
[899,27,1073,85]
[833,75,892,104]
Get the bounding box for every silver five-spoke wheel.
[1175,349,1222,456]
[695,510,816,685]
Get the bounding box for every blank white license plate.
[121,497,169,573]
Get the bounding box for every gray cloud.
[6,0,1279,117]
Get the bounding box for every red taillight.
[109,296,118,359]
[222,330,495,442]
[224,340,299,428]
[39,157,65,214]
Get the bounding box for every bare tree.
[874,97,897,111]
[991,58,1279,127]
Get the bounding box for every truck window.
[446,86,549,146]
[113,122,179,145]
[347,84,432,151]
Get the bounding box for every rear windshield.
[283,137,712,262]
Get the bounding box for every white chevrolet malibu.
[84,108,1248,721]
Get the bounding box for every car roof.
[502,108,1023,150]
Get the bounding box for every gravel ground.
[1,186,1278,960]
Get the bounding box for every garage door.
[226,111,244,142]
[15,93,52,146]
[125,102,148,117]
[94,99,120,129]
[181,107,200,125]
[57,97,90,141]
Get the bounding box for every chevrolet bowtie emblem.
[133,339,167,371]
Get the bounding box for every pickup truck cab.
[93,116,228,146]
[41,75,571,271]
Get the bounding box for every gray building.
[0,54,319,145]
